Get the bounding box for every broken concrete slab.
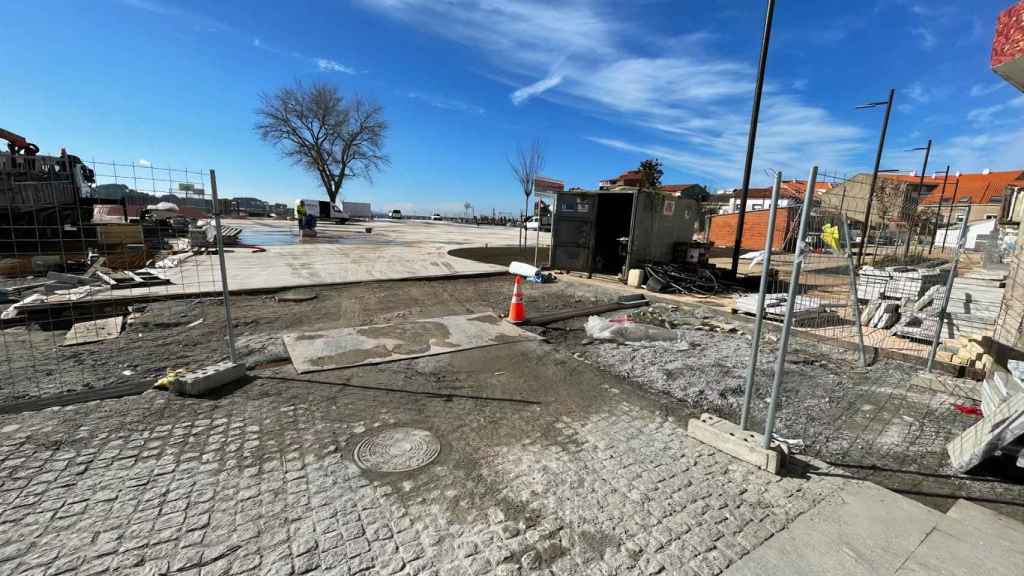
[172,361,245,396]
[60,316,125,346]
[283,312,543,373]
[687,413,784,474]
[943,499,1024,551]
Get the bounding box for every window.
[985,214,998,220]
[958,197,970,203]
[990,196,1002,203]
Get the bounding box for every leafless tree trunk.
[255,82,389,204]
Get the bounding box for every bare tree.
[509,140,545,222]
[255,82,388,204]
[871,178,913,248]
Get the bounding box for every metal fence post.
[209,169,238,363]
[740,171,782,430]
[841,213,868,367]
[926,205,971,372]
[763,166,817,448]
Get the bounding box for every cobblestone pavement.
[0,341,844,576]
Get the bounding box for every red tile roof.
[658,184,700,193]
[882,170,1024,205]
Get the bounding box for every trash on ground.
[584,315,684,345]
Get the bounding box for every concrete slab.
[687,413,784,473]
[943,499,1024,550]
[283,312,542,373]
[724,480,944,576]
[895,524,1024,576]
[60,316,124,346]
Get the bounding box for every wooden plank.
[687,413,783,474]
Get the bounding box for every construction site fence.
[0,160,237,409]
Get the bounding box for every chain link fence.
[0,157,236,409]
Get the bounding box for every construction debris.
[61,316,125,346]
[734,292,828,322]
[584,315,684,345]
[857,265,949,301]
[947,390,1024,472]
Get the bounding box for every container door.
[549,193,596,271]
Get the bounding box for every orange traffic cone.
[507,275,527,323]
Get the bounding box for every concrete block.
[626,268,645,288]
[687,413,784,474]
[172,361,245,396]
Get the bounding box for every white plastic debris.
[509,261,540,278]
[584,315,682,344]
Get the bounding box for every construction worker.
[296,200,306,231]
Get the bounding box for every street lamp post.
[904,140,932,259]
[855,88,895,267]
[928,165,950,254]
[729,0,777,276]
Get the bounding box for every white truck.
[341,201,373,220]
[296,199,349,224]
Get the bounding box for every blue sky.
[3,0,1021,215]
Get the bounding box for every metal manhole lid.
[354,427,440,472]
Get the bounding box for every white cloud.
[966,95,1024,126]
[969,82,1005,97]
[904,81,930,105]
[408,92,485,114]
[121,0,233,32]
[358,0,865,184]
[510,73,564,105]
[137,158,152,167]
[792,78,808,91]
[911,27,936,50]
[316,58,356,74]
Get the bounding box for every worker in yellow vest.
[296,200,306,231]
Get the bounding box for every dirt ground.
[1,273,1021,522]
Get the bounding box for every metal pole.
[927,205,972,372]
[763,166,817,448]
[842,213,867,367]
[903,139,931,259]
[740,171,782,430]
[943,179,961,253]
[857,88,895,267]
[730,0,776,276]
[532,179,540,267]
[209,169,237,363]
[929,165,950,254]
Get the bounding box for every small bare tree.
[871,178,913,247]
[255,82,388,204]
[509,140,545,222]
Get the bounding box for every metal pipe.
[209,169,237,363]
[842,213,867,367]
[927,205,972,372]
[730,0,776,276]
[740,171,782,430]
[763,166,817,448]
[903,139,931,259]
[929,165,950,254]
[857,88,895,267]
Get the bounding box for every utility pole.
[730,0,776,276]
[928,165,950,254]
[903,139,931,259]
[856,88,895,267]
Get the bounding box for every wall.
[627,192,700,266]
[708,206,796,251]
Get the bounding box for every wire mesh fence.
[0,156,235,407]
[735,167,1012,494]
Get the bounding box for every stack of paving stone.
[734,293,826,322]
[931,336,995,378]
[892,270,1006,342]
[947,359,1024,472]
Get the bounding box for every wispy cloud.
[510,72,564,105]
[904,81,931,104]
[357,0,868,183]
[910,27,936,50]
[966,95,1024,126]
[137,158,152,167]
[317,58,356,74]
[121,0,233,32]
[969,82,1005,97]
[408,92,484,115]
[792,78,808,91]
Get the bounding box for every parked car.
[388,209,403,219]
[431,213,442,221]
[524,216,550,231]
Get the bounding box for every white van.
[296,199,349,224]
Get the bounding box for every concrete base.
[172,361,245,396]
[687,413,784,474]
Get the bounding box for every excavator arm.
[0,128,40,155]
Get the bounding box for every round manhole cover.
[354,427,440,472]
